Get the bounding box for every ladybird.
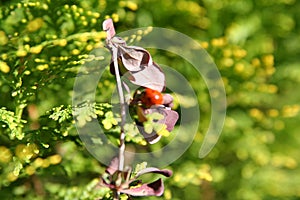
[141,88,163,107]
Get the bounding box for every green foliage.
[1,0,300,199]
[0,107,27,139]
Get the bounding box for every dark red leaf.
[137,125,162,144]
[135,167,173,178]
[120,178,165,196]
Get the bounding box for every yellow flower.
[53,39,67,47]
[119,1,138,11]
[157,127,170,137]
[41,159,50,168]
[30,45,43,54]
[27,18,44,32]
[0,146,12,163]
[16,49,27,57]
[48,154,62,165]
[33,157,44,168]
[37,64,49,71]
[211,37,226,47]
[7,172,18,182]
[0,31,8,45]
[112,13,119,22]
[127,1,138,11]
[71,49,80,55]
[0,61,10,73]
[15,143,39,161]
[25,166,36,175]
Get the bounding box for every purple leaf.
[104,18,165,91]
[118,45,152,71]
[99,180,115,189]
[136,107,179,144]
[144,106,179,132]
[107,36,165,92]
[137,125,162,144]
[110,46,165,91]
[120,178,165,196]
[128,62,165,92]
[102,18,116,40]
[106,157,119,175]
[163,94,174,108]
[135,167,173,178]
[161,109,179,131]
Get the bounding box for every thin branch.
[113,190,119,200]
[112,47,126,173]
[108,45,127,200]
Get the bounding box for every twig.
[111,47,126,172]
[113,190,119,200]
[111,45,127,199]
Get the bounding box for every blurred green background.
[1,0,300,199]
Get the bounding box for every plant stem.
[113,190,119,200]
[111,47,126,186]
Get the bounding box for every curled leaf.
[120,178,165,196]
[118,45,153,71]
[135,167,173,178]
[137,125,162,144]
[109,43,165,92]
[103,19,165,92]
[102,18,116,40]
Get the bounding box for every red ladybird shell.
[141,88,163,107]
